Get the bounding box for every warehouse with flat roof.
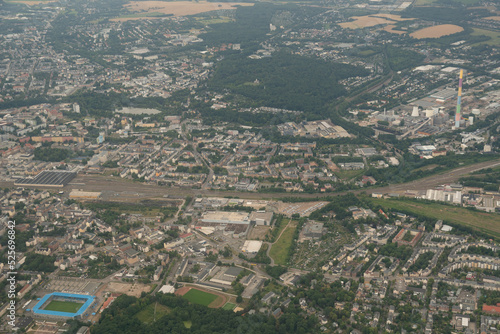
[14,170,76,188]
[200,211,250,224]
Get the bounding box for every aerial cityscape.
[0,0,499,332]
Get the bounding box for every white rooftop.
[159,284,175,294]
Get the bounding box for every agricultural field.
[370,14,414,21]
[415,0,481,4]
[340,16,393,29]
[340,14,413,29]
[44,300,83,313]
[471,28,500,46]
[414,0,438,6]
[410,24,464,39]
[383,25,406,35]
[136,303,170,323]
[367,198,500,238]
[197,17,233,25]
[121,1,253,18]
[270,220,298,265]
[5,0,56,4]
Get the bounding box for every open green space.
[334,168,366,180]
[222,302,236,311]
[471,28,500,46]
[44,300,83,313]
[5,0,55,2]
[368,198,500,238]
[136,303,170,324]
[414,0,438,5]
[272,218,289,241]
[182,289,218,307]
[358,50,377,57]
[270,220,298,265]
[452,0,482,4]
[415,0,480,4]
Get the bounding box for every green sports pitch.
[182,289,218,306]
[222,303,236,311]
[43,300,84,313]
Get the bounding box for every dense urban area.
[0,0,500,332]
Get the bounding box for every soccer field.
[43,300,84,313]
[182,289,218,306]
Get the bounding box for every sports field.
[182,289,218,306]
[43,300,83,313]
[222,302,236,311]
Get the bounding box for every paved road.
[2,158,499,201]
[179,119,214,189]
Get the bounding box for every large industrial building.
[195,210,273,238]
[14,170,76,188]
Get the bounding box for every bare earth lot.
[248,225,271,240]
[106,282,151,297]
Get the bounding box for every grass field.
[197,17,233,25]
[414,0,437,5]
[136,303,170,323]
[182,289,218,306]
[359,50,377,56]
[367,198,500,238]
[471,28,500,46]
[270,220,298,265]
[222,302,236,311]
[118,12,167,18]
[43,300,83,313]
[415,0,480,4]
[271,218,289,242]
[5,0,56,3]
[335,169,366,181]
